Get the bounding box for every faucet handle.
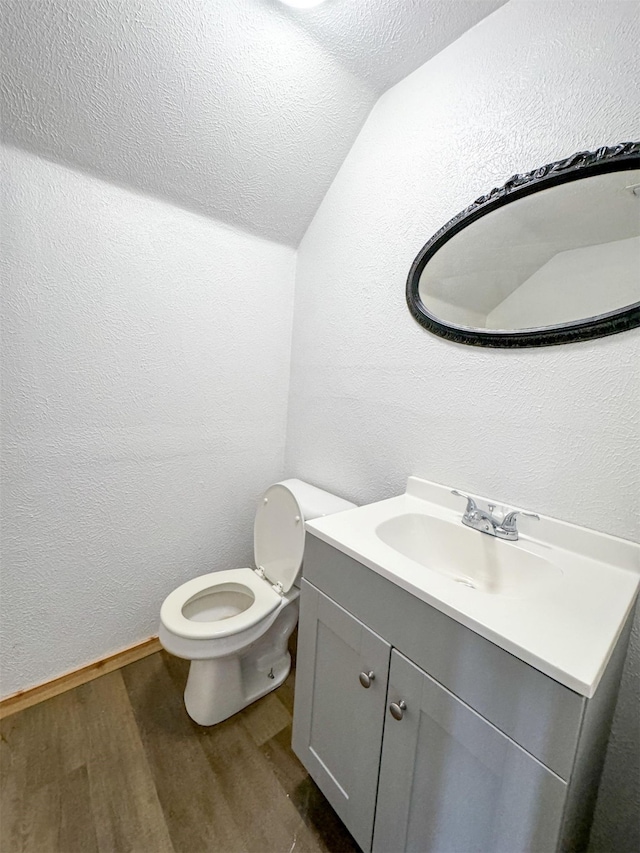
[451,490,478,516]
[501,509,540,531]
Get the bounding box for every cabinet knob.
[359,671,375,689]
[389,700,407,720]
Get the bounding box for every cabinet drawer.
[304,535,584,780]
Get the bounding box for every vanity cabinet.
[292,535,632,853]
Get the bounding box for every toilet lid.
[254,483,305,593]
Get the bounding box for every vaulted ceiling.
[1,0,506,246]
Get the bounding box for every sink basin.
[376,512,562,597]
[305,476,640,696]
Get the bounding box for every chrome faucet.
[451,490,539,541]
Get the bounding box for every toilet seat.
[160,568,282,641]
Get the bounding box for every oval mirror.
[407,143,640,347]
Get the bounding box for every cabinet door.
[373,651,567,853]
[292,580,391,852]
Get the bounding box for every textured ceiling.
[0,0,506,245]
[293,0,508,94]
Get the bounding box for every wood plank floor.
[0,651,360,853]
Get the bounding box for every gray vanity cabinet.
[373,650,566,853]
[293,535,632,853]
[292,581,391,853]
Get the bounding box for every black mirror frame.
[406,142,640,347]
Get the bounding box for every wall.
[0,145,295,698]
[285,1,639,849]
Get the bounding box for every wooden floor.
[0,651,360,853]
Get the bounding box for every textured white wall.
[285,1,639,849]
[0,145,296,698]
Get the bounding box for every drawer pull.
[359,671,375,689]
[389,700,407,720]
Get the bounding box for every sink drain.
[454,577,477,589]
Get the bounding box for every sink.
[305,476,640,696]
[375,512,562,597]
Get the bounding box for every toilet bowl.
[159,479,355,726]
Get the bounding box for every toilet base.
[183,597,299,726]
[184,651,292,726]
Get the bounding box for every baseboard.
[0,636,162,720]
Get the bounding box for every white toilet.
[159,479,355,726]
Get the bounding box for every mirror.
[407,142,640,347]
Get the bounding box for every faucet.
[451,490,539,541]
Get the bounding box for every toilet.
[159,479,355,725]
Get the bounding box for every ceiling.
[0,0,507,246]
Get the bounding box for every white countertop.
[306,477,640,697]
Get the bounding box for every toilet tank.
[278,479,356,520]
[254,479,356,592]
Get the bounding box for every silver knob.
[389,700,407,720]
[359,671,375,689]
